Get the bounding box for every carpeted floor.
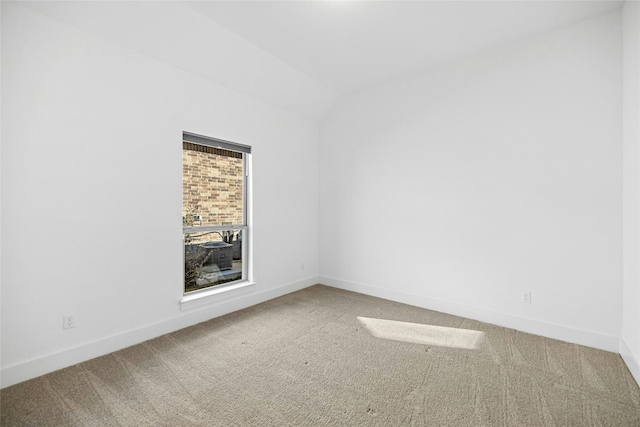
[2,285,640,426]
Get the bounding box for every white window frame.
[180,132,254,310]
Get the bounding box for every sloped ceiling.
[187,0,623,95]
[15,1,624,122]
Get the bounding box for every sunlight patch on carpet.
[357,317,484,350]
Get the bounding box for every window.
[182,132,251,294]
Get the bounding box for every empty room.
[2,0,640,425]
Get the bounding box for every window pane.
[182,142,244,227]
[184,229,244,293]
[182,135,249,294]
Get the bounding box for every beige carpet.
[2,285,640,426]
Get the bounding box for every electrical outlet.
[63,314,75,329]
[522,291,532,304]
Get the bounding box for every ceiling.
[186,0,623,95]
[15,1,624,121]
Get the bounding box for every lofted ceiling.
[185,0,624,95]
[15,1,624,121]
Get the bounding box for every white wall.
[622,0,640,384]
[320,11,623,351]
[13,2,339,123]
[1,3,320,387]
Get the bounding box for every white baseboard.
[319,276,620,353]
[0,276,319,389]
[3,275,625,389]
[620,338,640,386]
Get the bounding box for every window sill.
[180,281,256,311]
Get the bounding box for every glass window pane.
[184,229,244,293]
[182,142,244,227]
[182,135,249,294]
